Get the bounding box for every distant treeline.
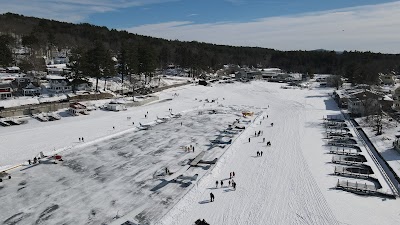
[0,12,400,84]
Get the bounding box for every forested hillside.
[1,12,400,84]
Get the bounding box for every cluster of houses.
[0,65,92,100]
[234,68,303,82]
[332,84,396,117]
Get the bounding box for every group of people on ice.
[183,145,195,153]
[211,172,237,201]
[28,156,39,165]
[209,111,273,201]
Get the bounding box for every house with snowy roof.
[22,82,41,96]
[235,70,261,81]
[333,90,349,108]
[392,87,400,110]
[379,73,396,86]
[47,64,67,75]
[259,68,281,80]
[10,76,41,96]
[347,90,385,116]
[46,75,72,93]
[6,66,20,73]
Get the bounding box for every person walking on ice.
[216,181,218,188]
[249,138,251,143]
[220,180,224,187]
[263,137,265,143]
[261,151,263,156]
[210,192,215,202]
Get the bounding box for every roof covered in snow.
[46,75,67,80]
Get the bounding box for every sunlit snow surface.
[1,81,400,225]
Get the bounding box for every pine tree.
[138,44,156,85]
[0,34,13,67]
[118,43,138,96]
[81,41,115,92]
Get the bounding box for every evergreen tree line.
[68,41,156,92]
[1,13,400,85]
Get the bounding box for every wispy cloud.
[0,0,179,22]
[187,13,198,17]
[224,0,245,5]
[125,1,400,53]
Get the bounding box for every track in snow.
[158,99,339,225]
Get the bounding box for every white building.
[106,102,127,111]
[46,75,72,93]
[347,90,381,116]
[6,66,20,73]
[22,83,41,96]
[379,73,395,86]
[47,64,67,75]
[259,68,282,80]
[0,82,13,99]
[392,87,400,110]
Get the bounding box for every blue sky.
[1,0,400,53]
[87,0,397,28]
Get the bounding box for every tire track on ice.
[284,100,339,225]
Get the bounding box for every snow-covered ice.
[2,81,400,225]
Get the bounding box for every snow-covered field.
[356,116,400,182]
[2,81,400,225]
[0,75,190,109]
